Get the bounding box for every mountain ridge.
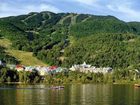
[0,11,140,69]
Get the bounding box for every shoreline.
[1,81,140,85]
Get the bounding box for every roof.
[16,65,24,68]
[49,66,58,70]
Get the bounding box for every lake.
[0,84,140,105]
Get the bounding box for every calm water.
[0,84,140,105]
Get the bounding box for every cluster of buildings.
[69,62,113,74]
[8,64,68,76]
[0,60,67,76]
[0,59,113,76]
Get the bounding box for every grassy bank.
[0,38,47,66]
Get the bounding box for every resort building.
[70,62,113,74]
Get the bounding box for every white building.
[70,62,113,74]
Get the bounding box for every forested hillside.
[0,11,140,69]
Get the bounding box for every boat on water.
[50,86,64,89]
[134,84,140,87]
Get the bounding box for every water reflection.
[69,84,113,105]
[0,84,140,105]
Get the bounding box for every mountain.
[0,11,140,69]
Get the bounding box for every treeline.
[44,70,140,84]
[0,67,40,83]
[0,66,140,84]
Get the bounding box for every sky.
[0,0,140,22]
